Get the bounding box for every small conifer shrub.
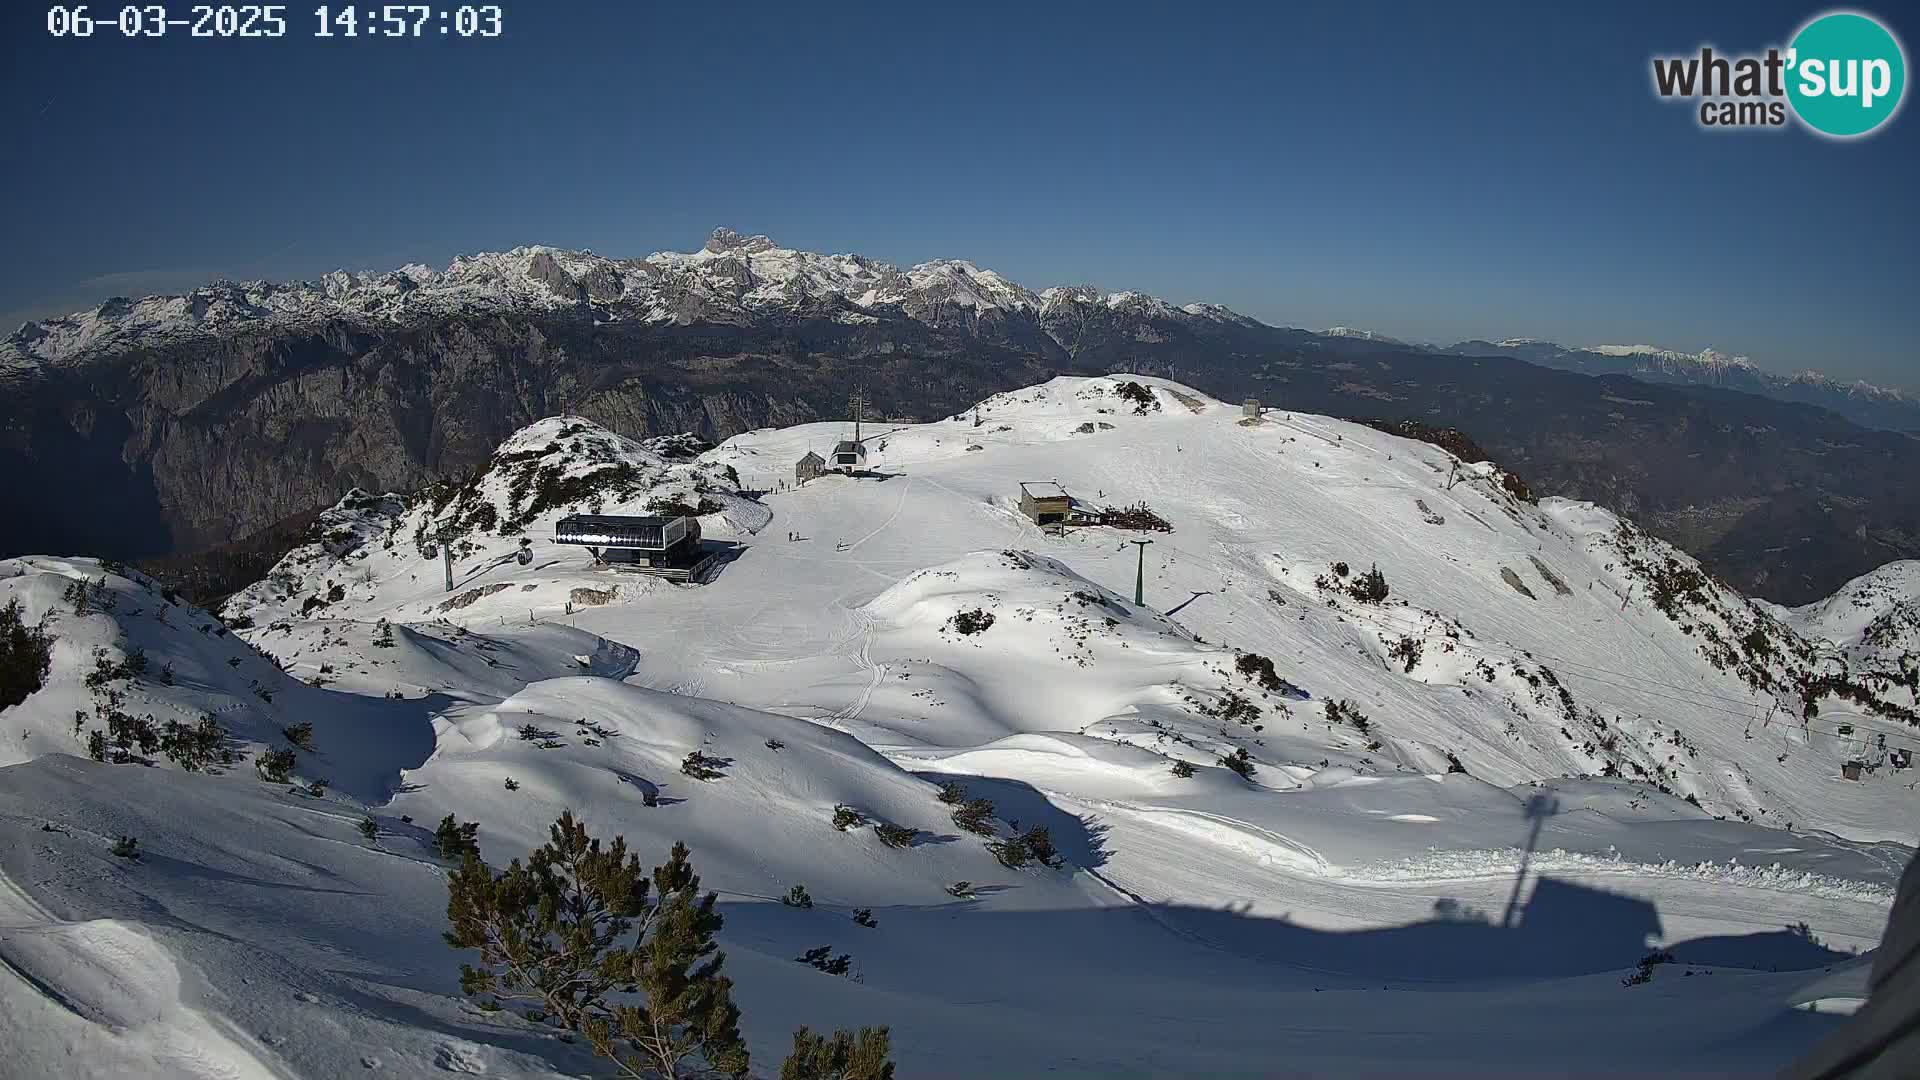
[794,946,851,976]
[951,797,997,836]
[873,823,917,848]
[1220,747,1256,779]
[256,747,296,783]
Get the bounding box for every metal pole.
[1131,538,1153,606]
[441,532,454,593]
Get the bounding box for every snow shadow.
[1141,874,1853,981]
[913,774,1112,868]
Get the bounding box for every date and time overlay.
[45,4,504,38]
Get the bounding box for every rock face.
[7,229,1920,606]
[0,313,1057,559]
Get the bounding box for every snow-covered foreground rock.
[3,376,1916,1077]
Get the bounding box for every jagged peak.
[702,227,781,255]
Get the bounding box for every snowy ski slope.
[0,375,1914,1078]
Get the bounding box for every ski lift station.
[1019,481,1073,525]
[831,440,867,472]
[553,513,707,578]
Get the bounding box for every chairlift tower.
[439,528,454,593]
[1130,538,1154,606]
[848,388,870,444]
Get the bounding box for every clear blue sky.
[3,1,1915,385]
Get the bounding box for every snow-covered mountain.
[1585,344,1755,367]
[0,228,1257,373]
[1445,338,1920,431]
[1780,561,1920,663]
[1321,325,1412,345]
[2,375,1913,1078]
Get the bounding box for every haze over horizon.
[4,0,1915,388]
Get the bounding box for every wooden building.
[795,451,825,485]
[1018,481,1073,525]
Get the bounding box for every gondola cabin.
[553,513,702,567]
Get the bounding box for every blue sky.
[3,1,1915,385]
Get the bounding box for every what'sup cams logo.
[1652,10,1906,137]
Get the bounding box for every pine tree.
[1347,563,1390,604]
[444,812,749,1079]
[987,836,1031,868]
[1170,759,1195,778]
[0,599,54,711]
[1019,824,1061,868]
[780,1026,895,1080]
[434,814,480,861]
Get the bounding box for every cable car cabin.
[831,440,867,472]
[553,513,702,567]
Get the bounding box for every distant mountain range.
[4,228,1919,605]
[1436,339,1920,433]
[1296,331,1917,433]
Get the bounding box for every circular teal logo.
[1787,12,1907,137]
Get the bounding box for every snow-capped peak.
[1322,326,1408,345]
[2,230,1257,367]
[702,227,780,255]
[1584,344,1755,369]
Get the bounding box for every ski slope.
[1,375,1914,1078]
